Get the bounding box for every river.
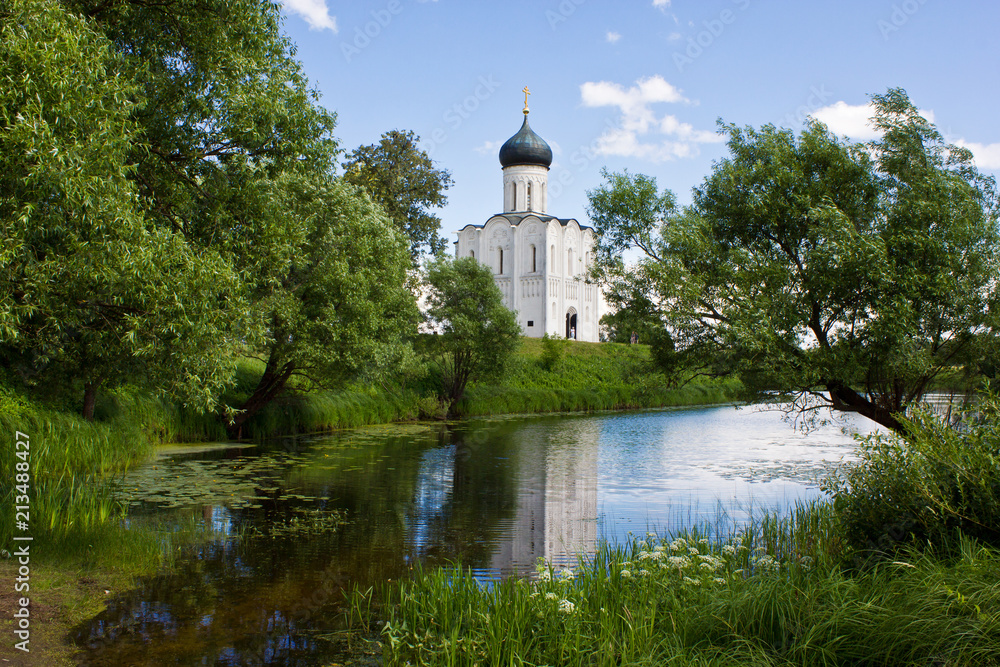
[75,403,877,665]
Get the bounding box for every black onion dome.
[499,116,553,168]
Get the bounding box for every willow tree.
[226,176,416,438]
[588,89,999,433]
[1,0,243,418]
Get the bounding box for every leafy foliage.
[825,391,1000,559]
[539,332,567,371]
[588,89,1000,432]
[228,177,416,436]
[0,0,245,418]
[423,257,521,417]
[343,129,454,260]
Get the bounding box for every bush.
[824,390,1000,560]
[539,333,567,372]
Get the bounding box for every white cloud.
[812,101,1000,171]
[811,101,935,141]
[475,140,502,155]
[580,75,720,162]
[606,31,622,44]
[280,0,337,32]
[653,0,671,8]
[953,140,1000,170]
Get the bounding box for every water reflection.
[76,405,873,665]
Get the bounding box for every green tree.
[1,0,244,419]
[343,129,454,260]
[588,89,999,433]
[226,175,417,437]
[423,257,521,418]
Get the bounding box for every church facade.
[455,98,603,341]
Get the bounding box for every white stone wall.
[455,216,603,342]
[502,164,549,213]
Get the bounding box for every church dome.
[499,116,553,168]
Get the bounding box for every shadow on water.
[73,406,872,665]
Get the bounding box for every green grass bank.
[232,337,741,439]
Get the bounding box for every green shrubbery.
[825,391,1000,561]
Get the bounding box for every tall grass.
[375,501,1000,666]
[0,383,187,543]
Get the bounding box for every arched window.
[498,247,504,274]
[527,182,532,211]
[567,248,574,276]
[470,250,475,259]
[531,245,537,273]
[551,244,556,272]
[511,182,517,210]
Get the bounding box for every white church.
[455,92,603,342]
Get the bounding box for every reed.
[376,500,1000,666]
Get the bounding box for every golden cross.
[522,86,530,114]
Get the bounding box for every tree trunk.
[828,383,905,434]
[82,381,99,421]
[227,349,295,439]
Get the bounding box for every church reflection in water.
[406,416,601,575]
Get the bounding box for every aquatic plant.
[377,501,1000,666]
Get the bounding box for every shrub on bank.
[824,390,1000,560]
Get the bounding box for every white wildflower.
[698,538,709,546]
[722,544,737,557]
[558,599,575,614]
[558,568,575,581]
[545,592,558,600]
[620,569,632,579]
[753,555,779,572]
[713,577,726,585]
[538,569,551,582]
[698,555,724,570]
[670,538,687,551]
[682,576,701,586]
[688,547,700,555]
[666,556,690,569]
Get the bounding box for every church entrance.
[565,309,577,340]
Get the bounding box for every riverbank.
[375,501,1000,666]
[0,338,737,661]
[233,338,740,438]
[361,391,1000,666]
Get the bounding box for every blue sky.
[277,0,1000,240]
